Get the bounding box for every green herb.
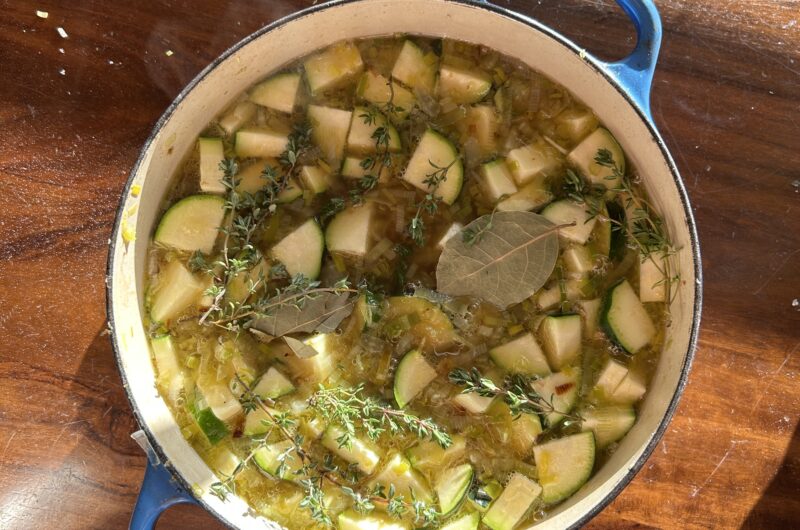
[448,367,582,421]
[309,384,452,449]
[196,123,315,332]
[461,207,497,246]
[348,107,394,205]
[594,148,680,302]
[212,376,446,525]
[407,159,454,246]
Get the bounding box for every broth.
[144,36,676,530]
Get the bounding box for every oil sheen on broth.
[144,36,676,530]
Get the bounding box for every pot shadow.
[63,326,227,529]
[742,420,800,528]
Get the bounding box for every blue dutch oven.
[107,1,702,528]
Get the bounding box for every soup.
[145,36,677,530]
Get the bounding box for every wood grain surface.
[1,1,798,529]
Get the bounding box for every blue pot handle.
[476,0,662,118]
[599,0,662,119]
[130,459,197,530]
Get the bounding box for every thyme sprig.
[309,384,452,449]
[449,367,582,421]
[206,274,358,330]
[212,376,446,526]
[194,123,314,329]
[462,207,498,246]
[564,148,681,303]
[408,159,455,246]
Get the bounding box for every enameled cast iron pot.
[107,1,702,528]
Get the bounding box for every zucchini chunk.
[541,199,597,244]
[533,432,596,504]
[234,126,289,158]
[639,251,668,303]
[197,137,226,194]
[243,406,278,437]
[563,245,594,275]
[609,372,647,404]
[188,389,230,445]
[384,296,457,352]
[440,512,480,530]
[507,412,543,454]
[452,392,494,414]
[567,127,625,189]
[347,106,402,154]
[592,358,629,400]
[480,159,518,202]
[196,380,243,424]
[391,40,438,94]
[489,332,551,377]
[284,333,337,384]
[338,510,410,530]
[307,104,352,166]
[535,277,591,311]
[457,105,499,156]
[539,314,582,370]
[601,280,656,353]
[218,100,256,136]
[252,366,295,400]
[402,129,463,205]
[368,452,433,503]
[154,194,225,254]
[304,41,364,96]
[325,202,374,258]
[253,440,302,480]
[249,72,301,113]
[438,63,492,104]
[555,107,599,144]
[393,349,438,408]
[357,70,416,120]
[322,425,383,475]
[436,463,474,515]
[150,260,205,323]
[406,435,466,473]
[581,406,636,449]
[496,176,553,212]
[267,218,324,280]
[506,141,563,186]
[151,335,185,405]
[298,164,331,195]
[531,367,581,427]
[483,473,542,530]
[576,298,602,339]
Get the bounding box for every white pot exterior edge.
[108,1,700,528]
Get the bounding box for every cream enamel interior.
[109,1,698,528]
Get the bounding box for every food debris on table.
[36,10,48,18]
[57,26,68,38]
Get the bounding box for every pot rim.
[106,1,702,528]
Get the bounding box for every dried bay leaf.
[251,291,354,337]
[436,211,560,309]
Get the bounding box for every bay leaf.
[436,211,560,309]
[251,292,354,337]
[284,336,319,358]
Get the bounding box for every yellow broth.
[145,35,673,530]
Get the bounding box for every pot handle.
[599,0,662,118]
[130,459,197,530]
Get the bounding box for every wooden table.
[1,1,798,528]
